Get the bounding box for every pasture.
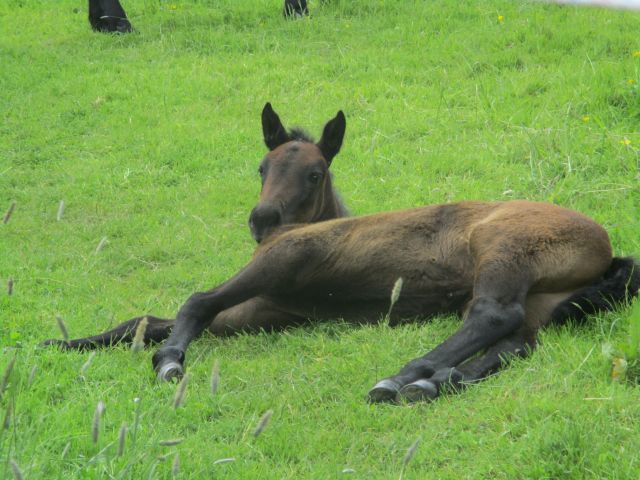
[1,0,639,478]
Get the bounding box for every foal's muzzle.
[249,204,282,243]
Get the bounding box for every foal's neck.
[312,174,348,223]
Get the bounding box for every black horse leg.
[368,268,529,403]
[397,329,536,402]
[283,0,309,18]
[88,0,133,33]
[153,249,302,380]
[42,315,174,350]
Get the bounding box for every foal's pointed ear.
[262,102,290,150]
[317,110,346,166]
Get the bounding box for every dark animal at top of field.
[89,0,133,33]
[45,103,640,404]
[283,0,309,18]
[88,0,310,33]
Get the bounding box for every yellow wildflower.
[620,138,631,146]
[582,115,590,123]
[633,51,640,58]
[628,79,637,85]
[497,15,504,23]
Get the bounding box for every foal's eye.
[258,166,265,176]
[308,172,322,184]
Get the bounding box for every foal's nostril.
[249,204,282,241]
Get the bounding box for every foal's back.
[258,200,612,324]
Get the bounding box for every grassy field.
[1,0,639,478]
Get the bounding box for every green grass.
[1,0,640,478]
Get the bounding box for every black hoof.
[152,347,185,382]
[367,379,401,403]
[93,17,133,33]
[397,379,438,403]
[430,367,464,394]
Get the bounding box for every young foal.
[47,104,640,404]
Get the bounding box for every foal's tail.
[41,316,175,350]
[551,256,640,325]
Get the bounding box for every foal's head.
[249,103,347,243]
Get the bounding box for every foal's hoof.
[367,379,401,403]
[397,379,438,403]
[156,361,184,383]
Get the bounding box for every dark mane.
[288,127,314,143]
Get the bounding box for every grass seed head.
[92,400,106,444]
[27,365,38,388]
[1,355,17,400]
[80,351,96,378]
[95,236,108,253]
[159,438,184,446]
[399,437,421,480]
[171,453,180,477]
[132,397,142,443]
[61,442,71,459]
[131,317,149,353]
[252,409,274,438]
[3,201,16,224]
[9,459,23,480]
[386,277,404,319]
[390,277,403,307]
[56,315,70,344]
[403,438,420,466]
[210,359,220,396]
[3,403,12,430]
[213,457,236,465]
[57,200,65,221]
[118,422,128,457]
[173,374,190,409]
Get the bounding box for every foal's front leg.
[152,241,311,381]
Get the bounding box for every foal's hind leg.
[398,328,536,402]
[368,263,530,403]
[397,292,573,401]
